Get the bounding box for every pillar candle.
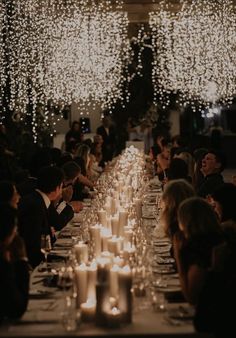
[107,236,122,256]
[90,224,102,258]
[87,261,97,302]
[96,257,111,283]
[97,210,107,227]
[123,245,136,263]
[105,307,122,328]
[109,264,120,298]
[74,242,88,264]
[118,265,132,324]
[127,186,133,200]
[100,227,112,252]
[106,216,111,231]
[104,203,111,218]
[119,210,128,236]
[80,299,96,322]
[111,215,119,236]
[113,256,124,267]
[111,198,116,216]
[75,263,88,306]
[124,229,134,248]
[133,198,142,220]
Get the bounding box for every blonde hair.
[161,179,195,237]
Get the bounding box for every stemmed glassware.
[41,234,52,271]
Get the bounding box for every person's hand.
[69,201,84,213]
[62,185,73,202]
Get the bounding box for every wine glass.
[41,234,52,271]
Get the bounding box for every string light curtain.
[1,0,129,140]
[0,0,6,120]
[150,0,236,109]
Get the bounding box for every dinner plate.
[29,290,54,299]
[154,246,171,254]
[152,267,176,274]
[168,305,195,320]
[156,286,181,293]
[154,241,171,247]
[156,257,175,264]
[142,214,155,219]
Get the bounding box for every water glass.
[61,296,80,332]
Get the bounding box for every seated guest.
[167,157,191,183]
[209,182,236,225]
[73,156,94,201]
[194,187,236,337]
[18,166,64,268]
[192,148,208,190]
[156,144,171,182]
[174,197,224,305]
[89,143,103,180]
[0,180,20,209]
[161,179,195,240]
[51,161,83,223]
[15,170,37,197]
[65,120,83,153]
[0,206,30,320]
[174,151,194,180]
[196,149,226,198]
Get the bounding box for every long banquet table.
[0,150,213,338]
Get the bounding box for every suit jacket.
[197,173,224,198]
[18,191,51,269]
[48,202,74,232]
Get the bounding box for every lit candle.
[104,202,111,218]
[111,197,116,215]
[96,257,111,283]
[80,299,96,322]
[106,216,111,231]
[97,210,107,227]
[105,307,122,328]
[118,265,132,323]
[107,236,122,256]
[110,264,120,298]
[74,242,88,264]
[111,215,119,236]
[127,186,133,200]
[75,263,88,306]
[124,229,134,247]
[133,198,142,220]
[101,227,112,252]
[123,244,136,262]
[113,256,124,267]
[87,261,97,302]
[119,209,128,236]
[90,224,102,257]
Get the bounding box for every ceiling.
[117,0,183,22]
[113,0,236,22]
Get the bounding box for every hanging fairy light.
[0,0,6,122]
[150,0,236,108]
[1,0,130,141]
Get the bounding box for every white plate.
[168,306,195,319]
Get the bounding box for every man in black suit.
[96,113,117,163]
[49,161,83,233]
[18,166,64,269]
[197,149,226,198]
